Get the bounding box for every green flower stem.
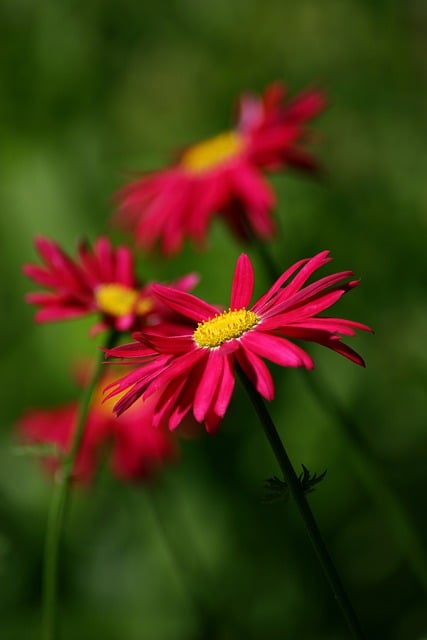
[42,330,117,640]
[250,232,427,596]
[237,366,366,640]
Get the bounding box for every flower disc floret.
[193,308,259,348]
[181,131,244,174]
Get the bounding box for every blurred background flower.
[115,82,324,254]
[23,235,199,335]
[1,1,427,639]
[16,366,179,484]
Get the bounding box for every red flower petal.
[230,254,254,309]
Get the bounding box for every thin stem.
[237,366,366,640]
[42,330,117,640]
[251,233,427,596]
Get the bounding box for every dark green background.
[1,1,427,638]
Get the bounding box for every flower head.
[23,235,198,335]
[115,82,326,255]
[105,251,371,434]
[17,369,179,483]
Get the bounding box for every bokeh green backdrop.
[1,1,427,638]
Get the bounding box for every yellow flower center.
[193,308,259,349]
[95,284,153,318]
[180,131,244,174]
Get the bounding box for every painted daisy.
[17,368,178,483]
[115,82,325,254]
[105,251,371,434]
[23,235,198,335]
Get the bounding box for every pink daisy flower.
[23,235,198,335]
[105,251,371,434]
[17,369,179,483]
[115,82,326,255]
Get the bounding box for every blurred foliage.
[1,0,427,638]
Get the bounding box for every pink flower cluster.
[20,80,371,484]
[18,368,178,483]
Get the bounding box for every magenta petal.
[186,176,222,242]
[286,89,326,120]
[204,411,222,435]
[115,246,135,287]
[168,367,204,430]
[277,270,355,309]
[321,338,366,367]
[152,284,218,322]
[23,264,56,288]
[277,251,332,299]
[252,257,310,313]
[284,317,373,336]
[193,351,223,422]
[146,349,204,396]
[152,376,188,428]
[237,348,275,401]
[269,282,355,319]
[94,237,114,282]
[140,333,194,355]
[35,307,87,322]
[213,355,235,417]
[232,163,274,211]
[172,272,200,292]
[243,331,314,369]
[230,254,255,309]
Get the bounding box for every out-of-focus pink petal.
[285,89,327,121]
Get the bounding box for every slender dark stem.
[42,330,117,640]
[251,233,427,596]
[237,366,366,640]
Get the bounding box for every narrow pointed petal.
[252,257,310,313]
[236,348,275,401]
[230,254,255,309]
[213,355,235,417]
[152,376,188,428]
[193,351,223,422]
[152,284,218,322]
[277,251,332,299]
[243,331,314,369]
[204,410,222,435]
[139,332,194,355]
